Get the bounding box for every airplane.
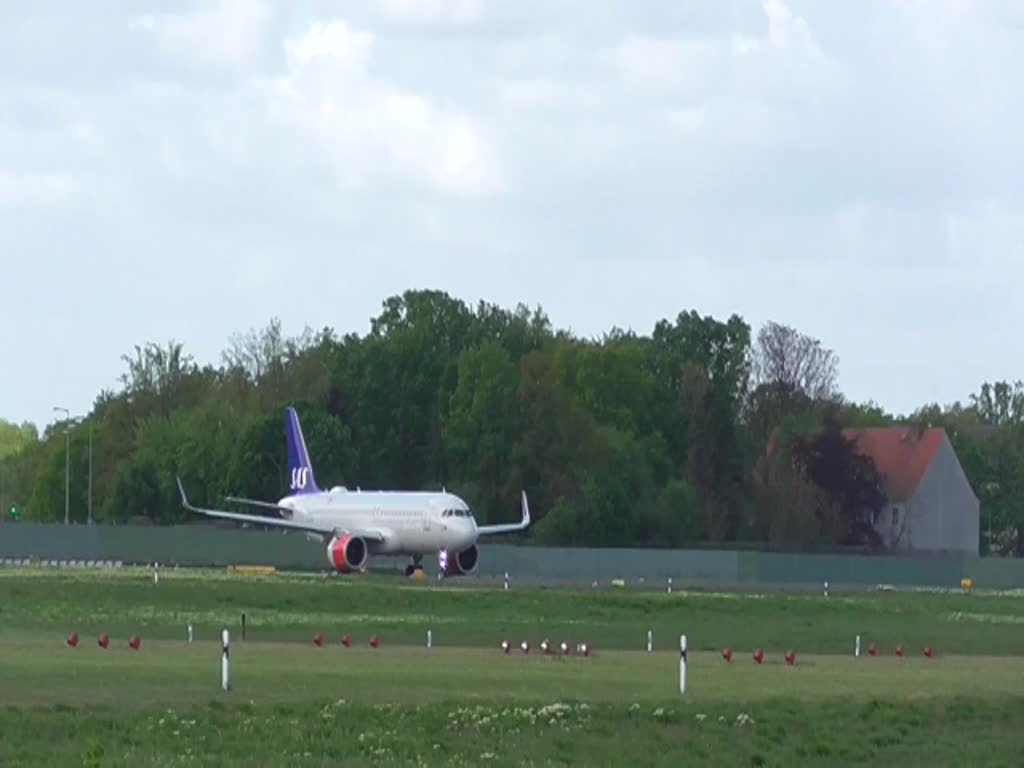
[175,406,531,577]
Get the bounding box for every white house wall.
[905,435,980,555]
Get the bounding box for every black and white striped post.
[679,635,688,695]
[221,629,230,691]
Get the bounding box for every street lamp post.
[53,406,70,525]
[87,421,93,526]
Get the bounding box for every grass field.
[2,567,1024,766]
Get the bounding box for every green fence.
[0,523,323,571]
[2,523,1023,589]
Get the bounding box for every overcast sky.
[2,0,1021,431]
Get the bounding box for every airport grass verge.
[3,567,1024,766]
[2,693,1022,767]
[1,566,1023,655]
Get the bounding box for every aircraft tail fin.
[285,406,320,495]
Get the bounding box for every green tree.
[0,419,38,461]
[446,341,521,524]
[651,310,751,541]
[11,288,1020,557]
[790,414,887,549]
[971,381,1024,427]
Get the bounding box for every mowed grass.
[3,565,1024,654]
[2,567,1024,766]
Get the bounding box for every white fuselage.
[277,487,478,555]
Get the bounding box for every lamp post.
[53,406,70,525]
[87,421,93,526]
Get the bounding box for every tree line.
[1,289,1021,554]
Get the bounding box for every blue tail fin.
[285,407,320,495]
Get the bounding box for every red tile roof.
[841,427,945,501]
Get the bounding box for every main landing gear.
[404,554,424,578]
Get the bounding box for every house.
[842,427,980,556]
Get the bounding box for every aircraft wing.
[176,477,386,541]
[225,496,298,514]
[476,490,532,535]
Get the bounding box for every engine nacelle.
[445,544,479,576]
[327,534,368,573]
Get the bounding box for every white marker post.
[188,624,193,643]
[679,635,688,695]
[647,629,653,653]
[426,629,432,649]
[824,580,829,597]
[153,562,159,584]
[667,577,672,594]
[504,571,509,591]
[855,634,861,657]
[222,629,230,691]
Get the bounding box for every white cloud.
[0,0,1022,429]
[609,2,852,156]
[376,0,483,26]
[0,171,74,208]
[284,19,373,69]
[762,0,818,51]
[132,0,274,75]
[614,35,720,93]
[947,202,1024,277]
[264,19,501,197]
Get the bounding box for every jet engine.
[445,544,479,576]
[327,534,368,573]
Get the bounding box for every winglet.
[475,490,532,536]
[176,476,190,508]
